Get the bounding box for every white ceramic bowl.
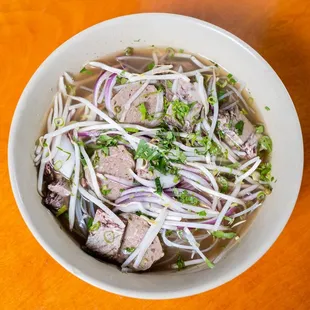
[8,13,303,299]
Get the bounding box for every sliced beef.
[111,84,160,127]
[45,191,68,210]
[47,179,71,197]
[164,80,203,132]
[86,209,125,259]
[117,214,164,271]
[43,164,71,210]
[217,106,258,159]
[84,145,135,200]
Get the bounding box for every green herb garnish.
[147,62,155,70]
[56,205,68,217]
[258,136,272,153]
[101,185,111,196]
[80,67,93,75]
[227,73,237,85]
[86,217,94,229]
[265,106,270,111]
[124,46,133,56]
[173,189,200,206]
[176,255,185,271]
[197,210,207,217]
[217,176,229,194]
[235,120,244,136]
[138,103,148,121]
[212,231,237,239]
[89,221,100,232]
[125,127,139,133]
[155,177,163,195]
[255,125,264,134]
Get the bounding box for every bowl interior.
[8,13,303,299]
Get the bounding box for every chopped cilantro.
[165,230,173,236]
[235,120,244,136]
[217,176,229,193]
[212,231,236,239]
[147,62,155,71]
[155,177,163,195]
[176,255,185,271]
[257,162,273,182]
[197,210,207,217]
[179,48,184,53]
[80,67,93,75]
[86,217,94,229]
[170,100,193,125]
[258,136,272,153]
[101,185,111,196]
[173,189,200,206]
[265,106,270,111]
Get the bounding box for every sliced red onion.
[104,73,117,116]
[93,71,109,107]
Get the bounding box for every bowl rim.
[8,13,304,299]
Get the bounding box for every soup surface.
[34,47,273,272]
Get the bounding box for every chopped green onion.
[54,117,65,128]
[124,247,135,253]
[86,217,94,229]
[257,191,266,201]
[103,231,115,244]
[89,221,100,232]
[166,47,175,58]
[56,146,71,161]
[216,80,228,88]
[54,160,63,171]
[227,73,237,85]
[56,205,68,217]
[125,127,139,133]
[138,103,148,121]
[265,106,270,111]
[255,125,264,134]
[208,96,216,106]
[124,46,133,56]
[212,231,236,239]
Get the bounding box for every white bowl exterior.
[8,13,303,299]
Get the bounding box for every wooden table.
[1,0,309,309]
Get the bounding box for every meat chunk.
[44,191,68,210]
[84,145,135,200]
[47,179,71,197]
[111,84,161,127]
[117,214,164,271]
[86,209,125,259]
[164,80,203,132]
[217,106,258,158]
[44,168,71,210]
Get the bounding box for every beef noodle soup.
[34,47,273,272]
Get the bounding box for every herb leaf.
[173,189,200,206]
[138,103,148,121]
[176,254,185,271]
[155,177,163,195]
[258,136,272,153]
[212,231,236,239]
[80,67,93,75]
[235,120,244,136]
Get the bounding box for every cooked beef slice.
[111,83,161,126]
[44,191,68,210]
[164,80,203,132]
[43,164,71,210]
[84,145,135,200]
[117,214,164,271]
[217,105,258,158]
[86,209,125,258]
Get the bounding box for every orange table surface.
[1,0,310,309]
